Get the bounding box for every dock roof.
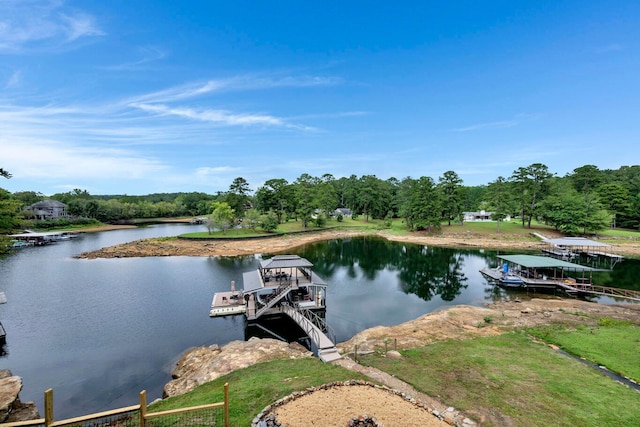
[498,255,597,271]
[260,255,313,269]
[544,237,610,248]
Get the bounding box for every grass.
[179,217,392,239]
[359,332,640,427]
[527,318,640,383]
[148,358,370,426]
[597,228,640,240]
[446,219,557,236]
[147,323,640,427]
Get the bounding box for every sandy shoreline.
[75,227,640,259]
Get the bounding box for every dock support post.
[44,389,53,427]
[139,390,147,427]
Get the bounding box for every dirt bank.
[337,297,640,353]
[74,228,640,259]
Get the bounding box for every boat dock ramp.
[209,255,341,362]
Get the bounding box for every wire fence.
[1,384,229,427]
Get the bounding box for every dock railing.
[289,303,336,345]
[568,283,640,302]
[1,383,229,427]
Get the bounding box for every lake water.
[0,225,637,419]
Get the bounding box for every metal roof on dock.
[544,237,610,248]
[260,255,313,269]
[498,255,598,271]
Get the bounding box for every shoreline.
[75,227,640,259]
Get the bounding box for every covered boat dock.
[542,237,624,269]
[481,254,599,290]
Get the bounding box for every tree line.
[1,164,640,236]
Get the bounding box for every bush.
[261,211,279,233]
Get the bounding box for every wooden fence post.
[44,389,53,427]
[139,390,147,427]
[224,383,229,427]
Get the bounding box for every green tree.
[261,210,279,233]
[438,170,463,226]
[511,163,553,228]
[459,185,487,212]
[243,208,261,231]
[541,180,610,235]
[12,191,44,207]
[0,188,22,239]
[255,178,290,222]
[177,192,214,216]
[293,174,317,229]
[316,174,338,217]
[225,177,251,220]
[485,176,515,233]
[208,201,235,234]
[399,176,442,232]
[569,164,602,193]
[598,182,631,229]
[356,175,390,221]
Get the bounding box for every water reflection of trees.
[397,245,468,301]
[208,254,259,270]
[591,258,640,291]
[294,236,470,302]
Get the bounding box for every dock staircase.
[248,282,297,320]
[281,304,342,363]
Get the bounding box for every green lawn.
[148,324,640,427]
[359,332,640,427]
[148,358,370,426]
[527,318,640,383]
[597,228,640,239]
[179,217,390,239]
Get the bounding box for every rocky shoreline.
[0,370,40,423]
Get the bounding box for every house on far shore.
[24,199,69,220]
[463,210,510,222]
[333,208,353,218]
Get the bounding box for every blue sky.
[1,1,639,196]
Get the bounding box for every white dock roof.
[545,237,610,248]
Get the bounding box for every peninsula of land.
[76,228,640,259]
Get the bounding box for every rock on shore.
[163,337,312,397]
[0,370,40,423]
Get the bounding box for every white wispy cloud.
[125,73,341,104]
[60,12,104,41]
[451,120,519,132]
[451,113,542,132]
[4,70,22,88]
[196,166,239,175]
[2,138,167,181]
[131,103,286,127]
[0,0,104,52]
[100,46,168,71]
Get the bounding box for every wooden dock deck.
[209,291,246,317]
